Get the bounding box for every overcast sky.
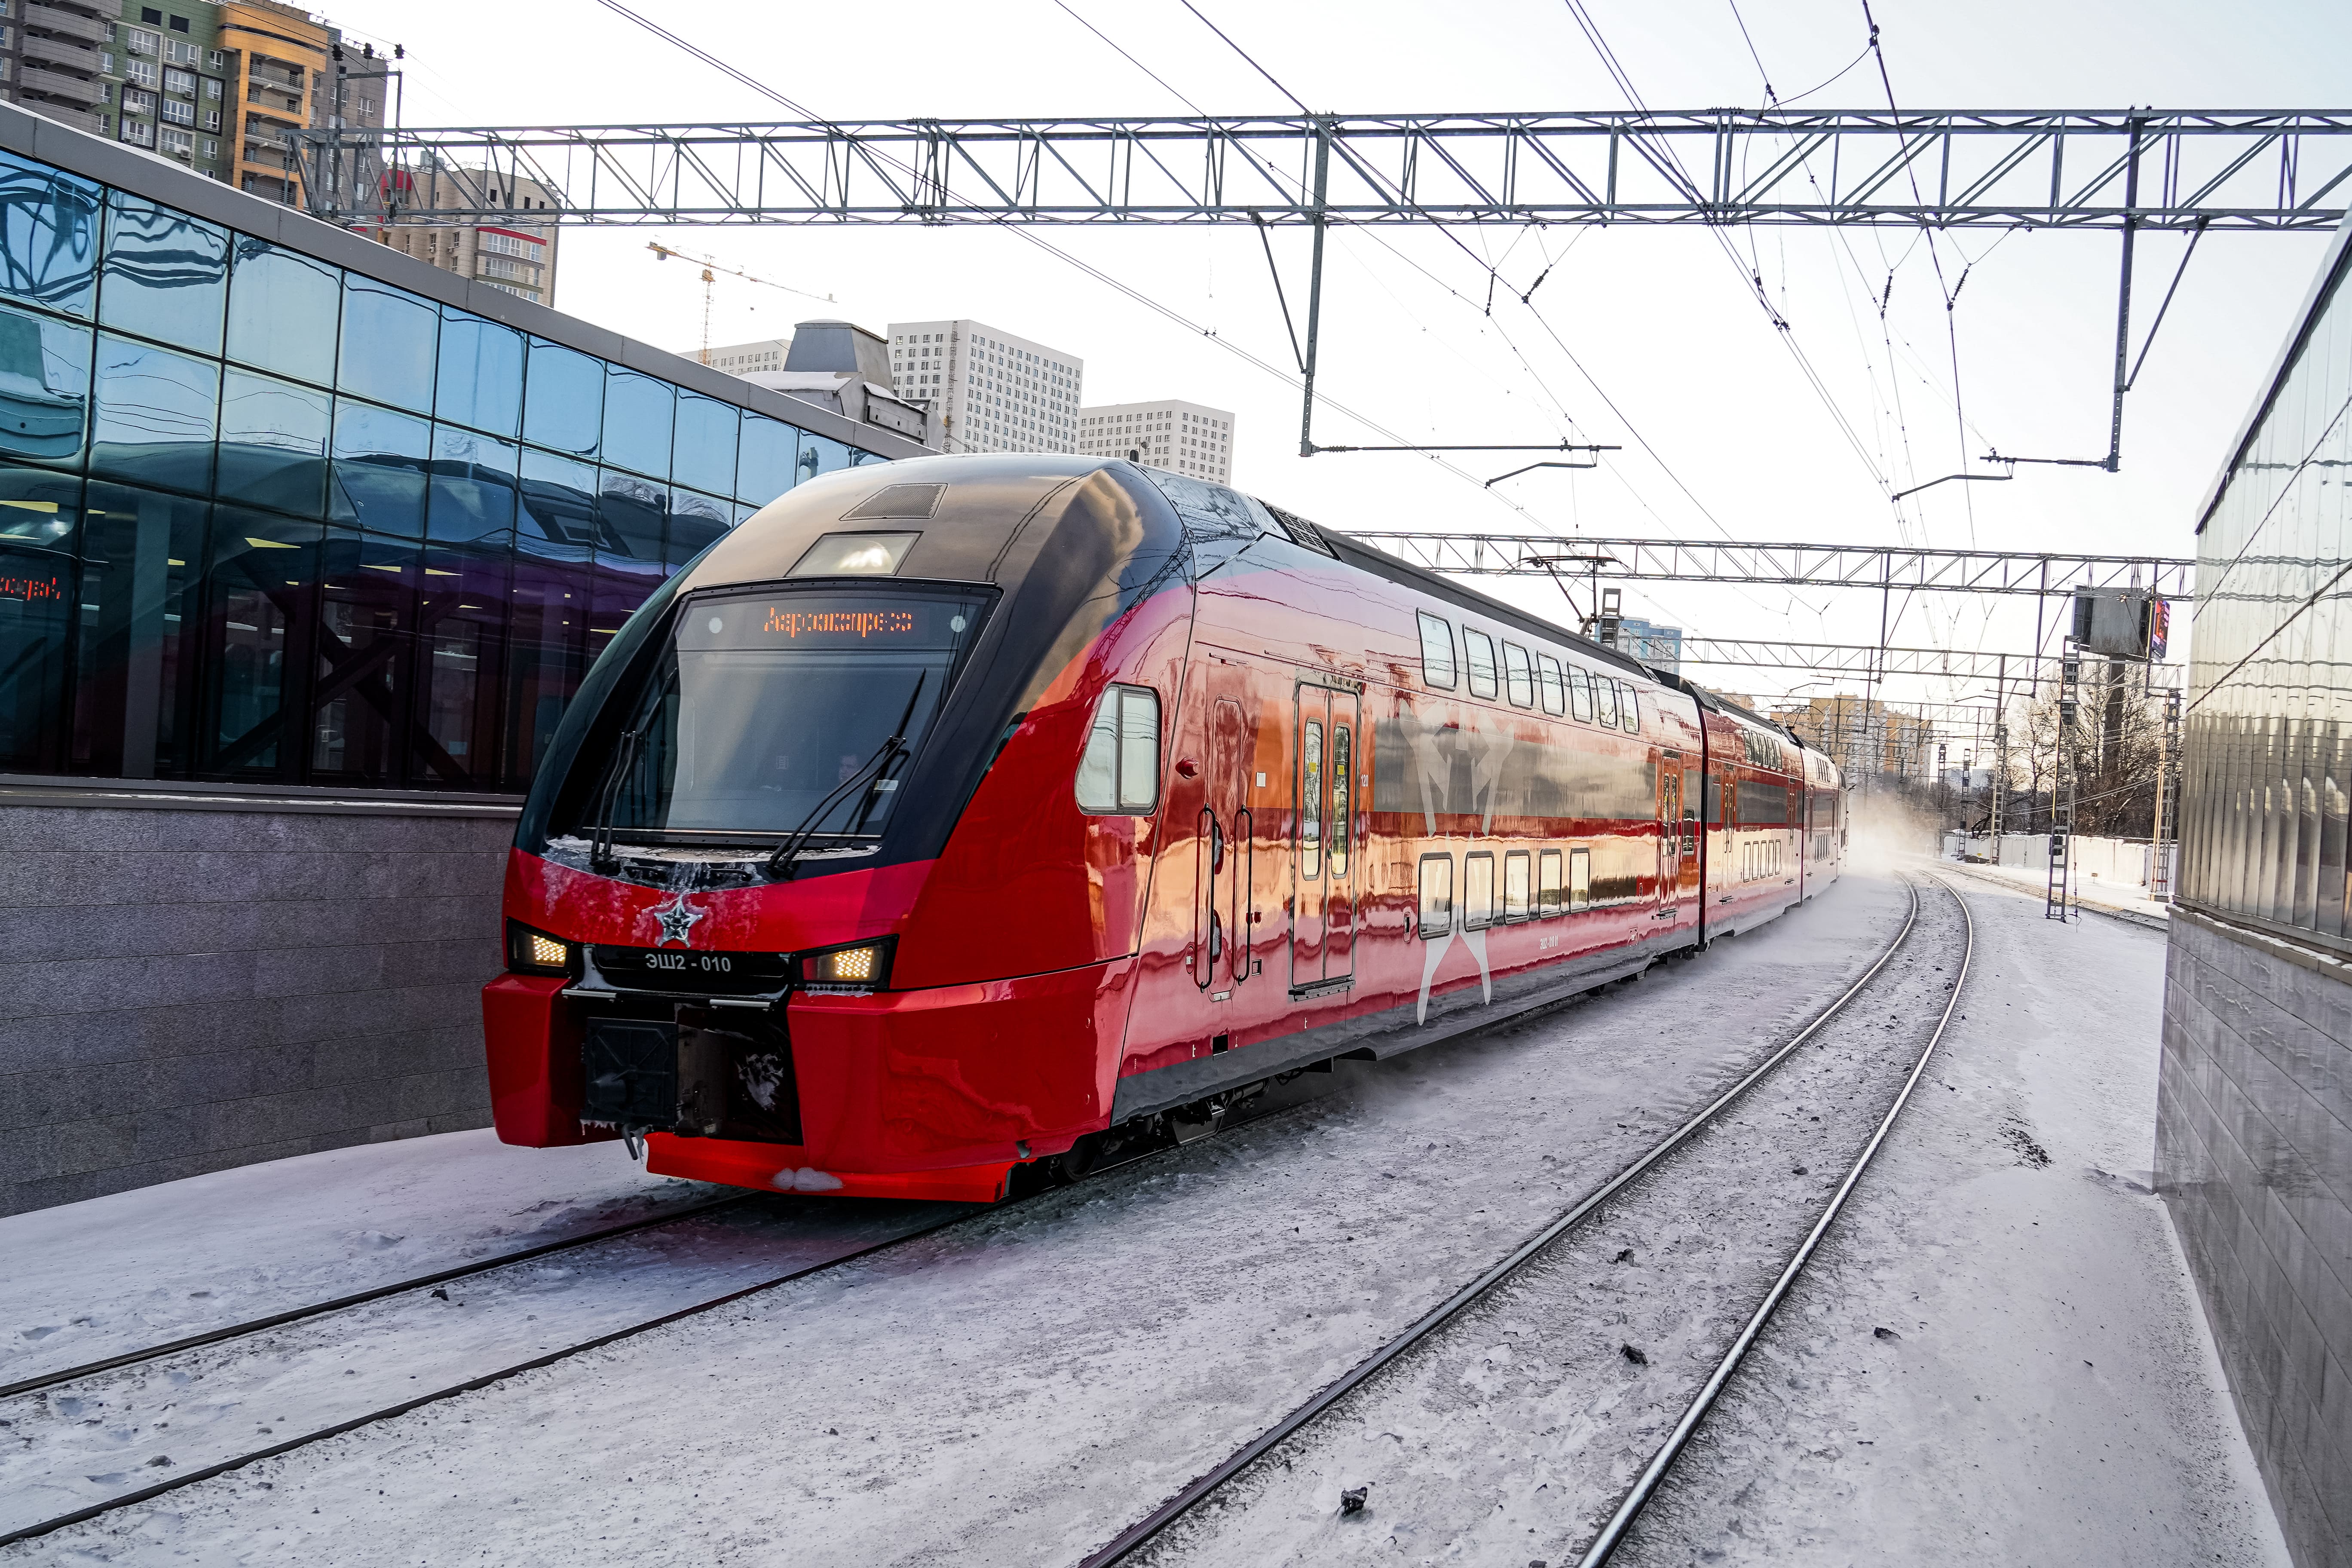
[323,0,2349,738]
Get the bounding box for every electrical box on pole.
[2069,588,2170,661]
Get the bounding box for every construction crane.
[644,241,837,364]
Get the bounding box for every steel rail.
[1576,876,1974,1565]
[0,1192,757,1402]
[1077,878,1926,1568]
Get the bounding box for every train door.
[1291,684,1358,995]
[1194,694,1253,996]
[1657,749,1684,918]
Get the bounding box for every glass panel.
[504,543,589,789]
[601,365,674,478]
[791,532,916,577]
[799,429,852,484]
[415,542,508,788]
[1536,653,1565,715]
[1464,628,1498,699]
[736,413,798,505]
[0,464,78,769]
[1076,688,1118,812]
[225,237,338,386]
[1299,717,1323,880]
[1464,851,1495,929]
[98,192,227,356]
[1328,723,1351,878]
[1503,642,1534,707]
[523,337,601,457]
[1416,611,1455,689]
[1595,676,1619,728]
[1417,854,1453,937]
[672,392,738,496]
[666,487,729,571]
[337,277,437,414]
[1504,850,1530,921]
[330,399,430,537]
[1538,848,1563,914]
[434,309,524,438]
[92,332,217,494]
[0,301,91,469]
[1569,665,1593,722]
[427,426,520,542]
[1623,686,1641,731]
[71,479,203,778]
[0,150,102,318]
[518,448,599,558]
[312,528,416,782]
[1118,686,1159,812]
[218,368,329,517]
[598,468,666,564]
[1569,846,1592,909]
[202,511,321,777]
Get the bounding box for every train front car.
[483,456,1194,1201]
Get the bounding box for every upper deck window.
[1621,684,1640,732]
[1594,674,1618,728]
[1464,629,1499,699]
[1568,665,1593,723]
[1502,642,1534,707]
[1536,653,1565,715]
[1416,611,1456,689]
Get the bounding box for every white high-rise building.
[885,320,1083,454]
[699,338,793,377]
[1078,399,1236,484]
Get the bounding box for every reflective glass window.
[312,527,416,782]
[666,486,728,570]
[426,425,519,543]
[218,368,329,517]
[1463,628,1498,699]
[91,332,217,494]
[225,237,338,386]
[799,430,852,484]
[201,510,321,777]
[736,413,798,505]
[598,468,665,563]
[523,337,600,458]
[0,302,91,469]
[1416,612,1456,689]
[0,150,101,318]
[329,400,430,537]
[601,367,674,478]
[337,277,437,414]
[98,192,227,356]
[505,548,589,789]
[435,309,523,438]
[518,448,598,559]
[71,479,205,778]
[671,392,738,496]
[0,464,79,769]
[1503,641,1534,707]
[416,541,508,787]
[592,545,664,656]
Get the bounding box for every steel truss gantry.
[1666,638,2182,683]
[1346,533,2195,599]
[292,111,2352,230]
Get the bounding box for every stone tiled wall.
[0,796,516,1216]
[2159,908,2352,1568]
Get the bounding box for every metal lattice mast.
[2152,686,2184,900]
[2049,647,2082,920]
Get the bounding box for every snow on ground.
[1941,853,2170,926]
[1613,867,2289,1568]
[9,877,1908,1566]
[1,871,2286,1566]
[0,1131,721,1387]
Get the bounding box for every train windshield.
[580,585,991,840]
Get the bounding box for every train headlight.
[799,939,893,990]
[507,921,575,976]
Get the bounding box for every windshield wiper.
[588,728,643,875]
[767,671,928,880]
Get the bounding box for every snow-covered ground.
[0,871,2285,1565]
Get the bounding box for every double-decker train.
[483,455,1844,1200]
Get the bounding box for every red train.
[483,456,1844,1200]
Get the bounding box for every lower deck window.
[1417,853,1454,937]
[1538,848,1563,914]
[1569,847,1592,910]
[1504,849,1530,922]
[1464,851,1496,930]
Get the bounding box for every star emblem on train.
[652,895,706,948]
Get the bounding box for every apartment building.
[0,0,392,196]
[885,318,1082,454]
[701,337,792,376]
[1078,398,1234,484]
[377,164,560,306]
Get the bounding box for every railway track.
[1081,875,1969,1568]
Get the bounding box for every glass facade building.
[2178,221,2352,949]
[0,134,913,794]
